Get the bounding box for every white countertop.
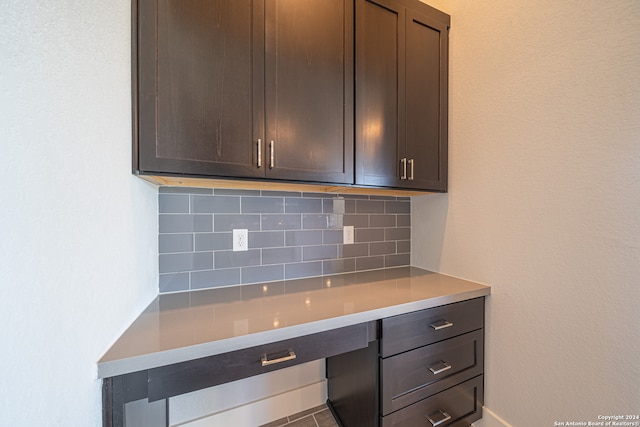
[98,267,490,378]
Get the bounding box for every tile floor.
[259,404,339,427]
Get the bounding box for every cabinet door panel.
[355,0,405,188]
[265,0,354,184]
[405,10,448,190]
[138,0,265,178]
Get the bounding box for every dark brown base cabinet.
[327,298,485,427]
[101,298,483,427]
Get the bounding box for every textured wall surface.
[0,1,158,425]
[158,187,410,293]
[414,1,640,426]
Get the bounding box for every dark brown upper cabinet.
[134,0,354,184]
[355,0,449,191]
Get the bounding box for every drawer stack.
[380,298,484,426]
[327,297,485,427]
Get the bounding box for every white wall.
[0,1,157,426]
[413,1,640,426]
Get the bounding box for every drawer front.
[381,329,484,415]
[381,375,484,427]
[147,323,368,401]
[381,297,484,357]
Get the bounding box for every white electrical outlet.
[343,225,354,245]
[233,229,248,251]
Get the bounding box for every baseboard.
[472,406,513,427]
[171,380,327,427]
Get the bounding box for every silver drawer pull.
[429,319,454,330]
[401,158,407,179]
[426,410,451,427]
[261,350,296,367]
[428,361,452,375]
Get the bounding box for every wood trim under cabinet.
[136,174,434,197]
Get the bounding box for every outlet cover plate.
[233,229,248,251]
[343,226,354,245]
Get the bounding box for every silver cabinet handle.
[269,140,275,169]
[401,158,407,180]
[261,350,296,367]
[426,410,451,427]
[429,319,454,330]
[257,139,262,168]
[408,158,414,180]
[428,361,452,375]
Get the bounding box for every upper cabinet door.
[264,0,354,184]
[136,0,265,178]
[404,9,448,191]
[355,0,405,188]
[355,0,449,191]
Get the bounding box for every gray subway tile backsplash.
[303,245,338,262]
[385,253,410,268]
[385,227,411,241]
[343,214,369,228]
[356,200,385,214]
[385,200,410,214]
[355,228,385,243]
[262,247,302,265]
[302,214,332,230]
[194,233,233,251]
[159,273,190,293]
[159,194,190,213]
[369,214,396,228]
[160,214,212,233]
[397,240,411,254]
[191,268,241,289]
[323,258,355,275]
[215,214,261,232]
[286,230,324,246]
[397,214,411,227]
[323,230,343,244]
[262,214,302,230]
[285,261,323,280]
[356,256,385,271]
[159,252,213,274]
[157,188,411,293]
[242,196,284,213]
[248,231,285,249]
[369,241,397,256]
[159,233,194,253]
[241,264,285,284]
[214,249,261,269]
[342,243,369,258]
[191,195,240,214]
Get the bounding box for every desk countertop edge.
[97,270,490,379]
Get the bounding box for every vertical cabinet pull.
[426,410,452,427]
[401,158,407,180]
[408,158,414,180]
[257,139,262,168]
[429,319,454,330]
[269,140,275,169]
[261,350,296,367]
